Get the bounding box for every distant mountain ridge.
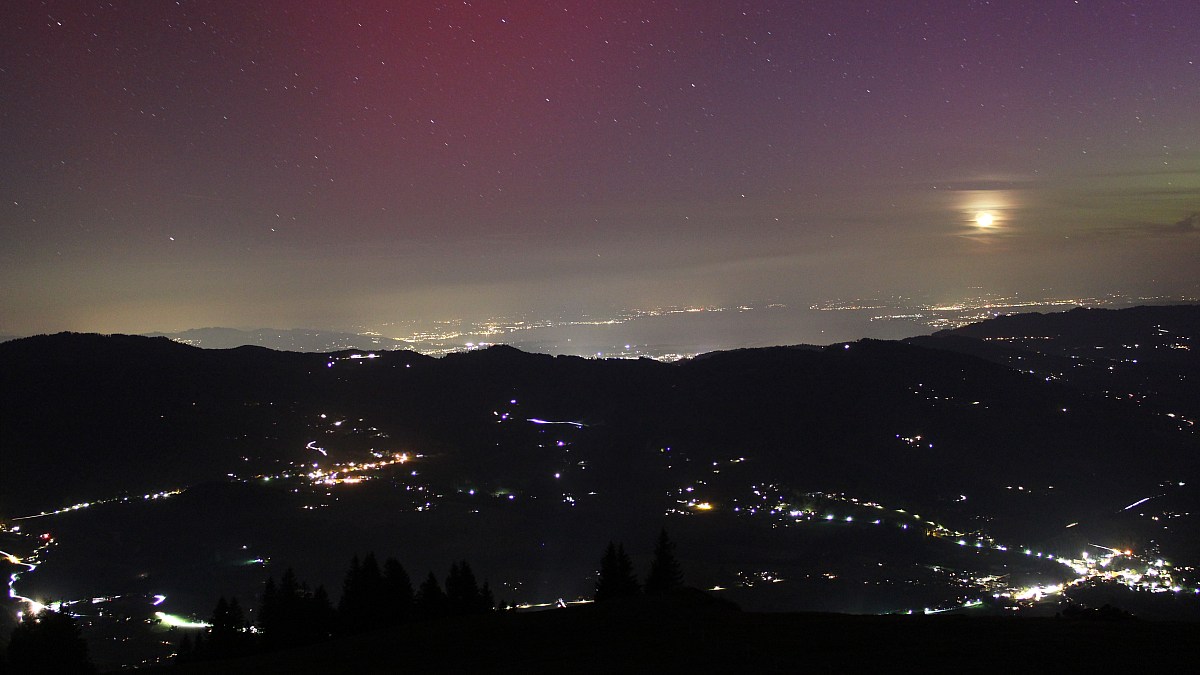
[908,304,1200,421]
[143,327,410,352]
[934,304,1200,344]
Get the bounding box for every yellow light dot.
[975,212,994,227]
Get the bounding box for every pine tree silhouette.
[479,579,496,613]
[382,556,415,624]
[199,595,250,659]
[446,560,482,616]
[594,541,639,602]
[259,568,335,649]
[258,576,279,644]
[339,552,387,633]
[644,528,684,595]
[6,609,96,674]
[310,584,337,638]
[417,571,448,619]
[176,632,194,664]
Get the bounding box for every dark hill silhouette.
[3,326,1195,528]
[3,319,1196,561]
[4,311,1200,668]
[147,600,1197,674]
[908,304,1200,420]
[143,327,411,352]
[935,305,1200,345]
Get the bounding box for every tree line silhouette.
[177,553,495,663]
[595,528,684,602]
[179,530,683,663]
[3,607,96,674]
[2,530,684,669]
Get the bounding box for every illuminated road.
[679,485,1197,613]
[3,546,45,617]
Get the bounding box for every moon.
[974,211,995,227]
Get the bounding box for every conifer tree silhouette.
[644,528,684,595]
[382,556,415,624]
[479,579,496,613]
[207,595,248,658]
[417,571,448,619]
[6,609,96,674]
[259,568,335,649]
[175,632,194,664]
[594,541,639,602]
[339,552,387,633]
[446,560,483,615]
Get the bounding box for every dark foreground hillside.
[4,308,1199,669]
[152,598,1197,675]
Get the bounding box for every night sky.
[3,1,1198,336]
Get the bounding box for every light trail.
[12,489,184,521]
[526,418,585,428]
[1,550,34,572]
[1123,496,1152,511]
[3,546,48,618]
